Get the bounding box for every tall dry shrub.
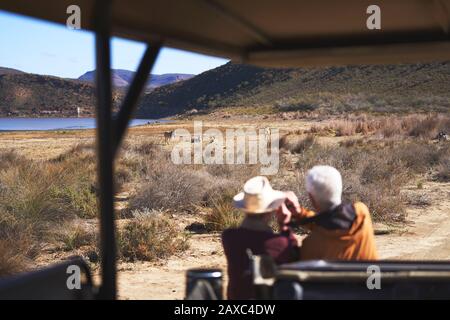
[286,141,438,223]
[118,209,189,261]
[203,191,242,231]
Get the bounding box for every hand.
[284,191,300,215]
[276,191,300,231]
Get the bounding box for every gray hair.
[305,165,342,212]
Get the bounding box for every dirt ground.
[376,181,450,260]
[1,118,449,300]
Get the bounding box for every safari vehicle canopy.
[0,0,449,299]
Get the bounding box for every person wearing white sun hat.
[232,176,287,214]
[222,176,299,300]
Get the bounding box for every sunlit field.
[0,112,449,298]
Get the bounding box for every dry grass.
[276,136,449,223]
[129,161,217,213]
[406,193,432,207]
[0,239,28,276]
[127,129,448,228]
[132,140,161,156]
[0,138,257,272]
[118,209,189,262]
[281,134,317,154]
[308,113,450,139]
[0,212,34,276]
[54,223,97,251]
[328,116,378,136]
[128,143,259,214]
[1,116,448,273]
[203,191,242,231]
[1,164,76,236]
[0,147,98,275]
[338,138,367,148]
[435,158,450,182]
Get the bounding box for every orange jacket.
[299,202,379,261]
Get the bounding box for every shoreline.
[0,117,169,132]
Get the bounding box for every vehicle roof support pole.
[112,42,162,156]
[94,0,116,300]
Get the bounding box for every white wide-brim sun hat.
[233,176,286,214]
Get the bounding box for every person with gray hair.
[306,165,343,212]
[278,165,378,261]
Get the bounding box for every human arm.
[277,191,316,230]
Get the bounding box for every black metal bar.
[112,43,162,156]
[94,0,116,300]
[0,257,95,300]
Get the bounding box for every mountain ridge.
[78,70,194,89]
[135,61,450,118]
[1,63,449,118]
[0,67,193,117]
[0,67,26,75]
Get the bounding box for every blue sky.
[0,10,228,78]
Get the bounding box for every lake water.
[0,118,159,131]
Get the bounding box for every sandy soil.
[1,118,449,300]
[117,233,226,300]
[376,181,450,260]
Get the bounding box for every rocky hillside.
[0,67,192,117]
[1,62,449,118]
[0,67,25,75]
[0,71,122,117]
[136,61,450,118]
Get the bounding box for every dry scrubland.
[0,113,449,280]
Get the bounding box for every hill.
[1,63,449,119]
[0,67,193,117]
[78,69,194,89]
[0,66,194,117]
[136,62,450,118]
[0,71,123,117]
[0,67,25,75]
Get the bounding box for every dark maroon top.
[221,227,299,300]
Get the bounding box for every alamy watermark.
[65,4,380,31]
[367,5,381,30]
[366,265,381,290]
[169,121,279,175]
[66,5,81,30]
[66,265,81,290]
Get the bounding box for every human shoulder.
[221,227,240,240]
[353,202,370,216]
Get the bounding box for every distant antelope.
[261,128,272,146]
[264,127,271,139]
[437,131,448,142]
[163,131,174,144]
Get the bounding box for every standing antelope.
[264,127,271,140]
[163,131,174,144]
[437,131,448,142]
[263,128,272,147]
